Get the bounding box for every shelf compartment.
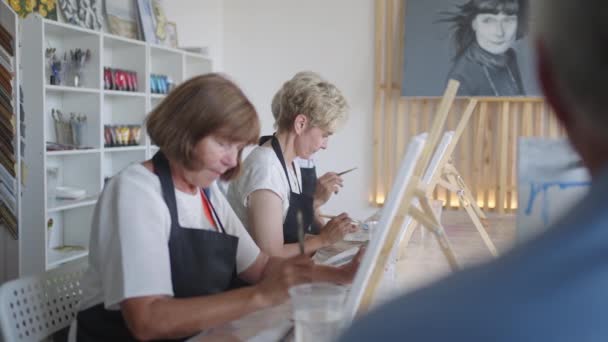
[47,195,98,213]
[184,54,212,80]
[103,35,146,93]
[47,249,89,269]
[103,95,147,146]
[45,91,101,149]
[104,146,146,153]
[150,45,184,87]
[46,153,101,202]
[47,148,101,156]
[46,85,100,94]
[103,149,146,181]
[104,90,146,98]
[44,21,101,89]
[46,205,94,269]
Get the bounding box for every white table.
[191,237,367,341]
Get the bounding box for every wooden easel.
[355,80,462,315]
[398,95,498,257]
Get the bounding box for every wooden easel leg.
[409,206,459,271]
[445,163,487,220]
[462,178,487,220]
[445,173,498,256]
[397,219,418,259]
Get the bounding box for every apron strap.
[258,135,273,145]
[202,188,227,234]
[268,134,303,194]
[152,151,180,226]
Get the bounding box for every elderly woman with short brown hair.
[74,74,314,341]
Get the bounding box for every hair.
[532,0,608,135]
[274,71,349,133]
[271,71,326,124]
[441,0,528,59]
[146,73,260,181]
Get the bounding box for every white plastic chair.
[0,261,87,341]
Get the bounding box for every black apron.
[300,161,322,234]
[76,151,239,342]
[299,161,317,198]
[259,135,315,243]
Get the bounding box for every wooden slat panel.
[382,0,394,193]
[446,101,459,208]
[396,98,407,164]
[465,103,478,205]
[522,102,533,137]
[460,100,473,199]
[384,95,395,189]
[535,102,545,136]
[372,0,385,204]
[510,102,520,210]
[548,107,559,138]
[474,102,488,208]
[377,95,560,212]
[395,0,406,88]
[408,100,419,139]
[373,0,564,212]
[484,103,495,209]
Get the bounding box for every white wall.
[164,0,224,69]
[223,0,376,218]
[170,0,377,218]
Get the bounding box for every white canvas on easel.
[397,97,499,259]
[343,80,484,323]
[394,131,454,246]
[343,133,427,323]
[517,137,590,243]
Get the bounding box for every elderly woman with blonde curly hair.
[227,71,360,284]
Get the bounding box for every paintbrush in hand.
[337,167,358,176]
[320,214,363,225]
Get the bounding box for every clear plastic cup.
[366,219,379,243]
[289,283,347,342]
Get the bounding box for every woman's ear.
[294,114,308,135]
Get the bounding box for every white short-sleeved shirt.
[79,163,260,311]
[227,145,302,230]
[296,157,316,169]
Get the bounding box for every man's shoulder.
[340,196,608,341]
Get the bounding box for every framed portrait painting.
[401,0,540,97]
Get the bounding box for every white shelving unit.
[0,1,21,283]
[20,16,213,276]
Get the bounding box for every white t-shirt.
[296,157,316,169]
[227,145,302,230]
[79,163,260,311]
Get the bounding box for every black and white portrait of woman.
[401,0,538,97]
[443,0,527,96]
